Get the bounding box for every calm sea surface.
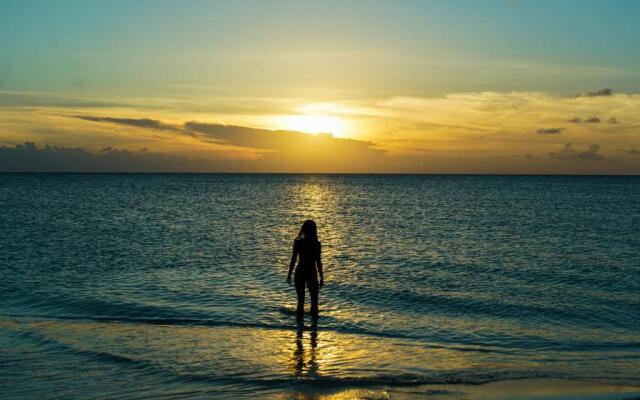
[1,174,639,399]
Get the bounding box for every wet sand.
[271,379,640,400]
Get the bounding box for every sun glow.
[278,115,348,136]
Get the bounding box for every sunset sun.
[278,115,348,136]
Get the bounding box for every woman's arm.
[317,242,324,288]
[287,240,297,285]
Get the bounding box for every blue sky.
[2,0,639,95]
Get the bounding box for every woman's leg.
[308,273,319,316]
[294,272,305,315]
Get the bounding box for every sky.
[1,0,640,173]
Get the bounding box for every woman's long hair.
[297,219,318,242]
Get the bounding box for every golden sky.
[1,89,639,173]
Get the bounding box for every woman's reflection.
[293,318,318,377]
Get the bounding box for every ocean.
[1,174,639,399]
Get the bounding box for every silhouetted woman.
[287,220,324,317]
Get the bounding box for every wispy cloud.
[536,128,565,135]
[619,148,640,156]
[568,115,621,124]
[576,88,613,98]
[549,143,604,161]
[76,116,181,131]
[568,116,603,123]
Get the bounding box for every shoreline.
[273,379,640,400]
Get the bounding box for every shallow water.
[1,174,639,399]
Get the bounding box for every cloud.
[75,114,382,158]
[0,142,223,172]
[568,116,605,123]
[185,121,378,151]
[72,115,386,170]
[183,122,386,171]
[76,115,181,131]
[185,122,301,148]
[618,148,640,156]
[536,127,565,135]
[0,117,386,172]
[576,88,613,97]
[549,142,604,161]
[524,153,541,160]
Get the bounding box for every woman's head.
[298,219,318,242]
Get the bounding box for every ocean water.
[1,173,639,399]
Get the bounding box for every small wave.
[331,281,636,330]
[5,312,640,355]
[10,327,153,370]
[2,313,521,356]
[2,325,562,388]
